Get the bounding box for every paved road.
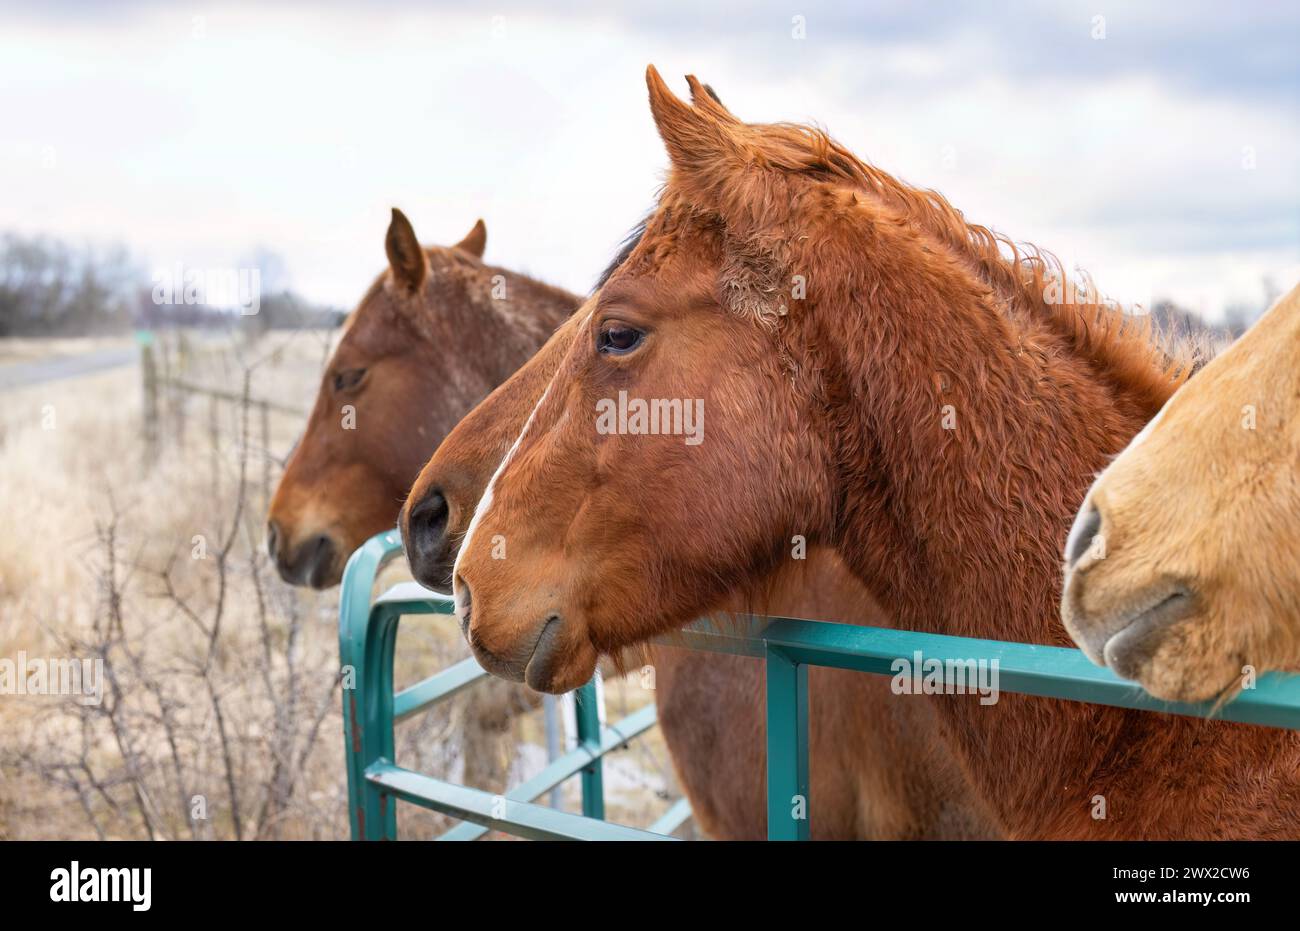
[0,346,138,391]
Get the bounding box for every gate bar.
[440,703,659,841]
[760,617,1300,730]
[366,762,674,841]
[765,646,810,841]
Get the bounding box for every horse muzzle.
[267,520,340,589]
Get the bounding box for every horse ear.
[453,219,487,258]
[646,65,745,180]
[385,207,427,292]
[685,75,741,126]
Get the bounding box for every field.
[0,331,681,840]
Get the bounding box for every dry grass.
[0,330,680,840]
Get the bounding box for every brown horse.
[447,67,1300,838]
[266,209,575,793]
[267,208,574,587]
[263,205,979,836]
[403,303,996,839]
[1063,281,1300,702]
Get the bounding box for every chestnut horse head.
[449,67,1198,694]
[1062,282,1300,701]
[266,208,576,587]
[401,307,591,595]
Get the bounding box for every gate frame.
[341,530,1300,841]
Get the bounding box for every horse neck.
[807,249,1144,643]
[441,270,580,386]
[796,223,1298,836]
[493,270,581,330]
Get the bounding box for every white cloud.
[0,4,1294,320]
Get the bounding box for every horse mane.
[594,219,648,292]
[691,119,1208,410]
[431,245,579,311]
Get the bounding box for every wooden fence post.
[141,343,158,468]
[174,384,188,449]
[260,400,271,508]
[208,394,220,497]
[174,331,188,449]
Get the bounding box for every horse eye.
[598,324,644,355]
[333,368,367,392]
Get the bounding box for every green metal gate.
[341,530,1300,841]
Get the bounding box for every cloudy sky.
[2,0,1297,320]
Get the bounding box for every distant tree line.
[0,233,137,336]
[1147,284,1273,349]
[0,232,343,337]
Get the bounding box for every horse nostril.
[1066,500,1103,567]
[408,489,449,555]
[305,534,336,588]
[266,520,280,560]
[404,489,455,594]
